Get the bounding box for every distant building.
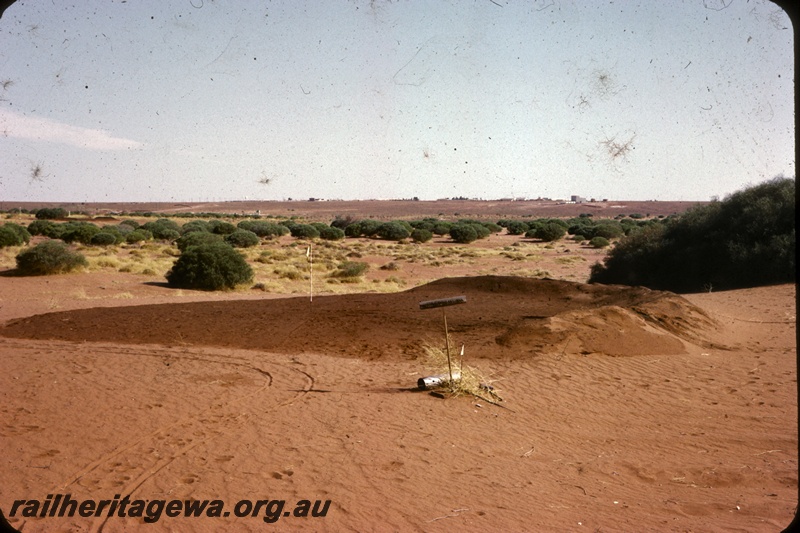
[571,195,587,203]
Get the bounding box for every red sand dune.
[0,277,795,532]
[2,276,721,360]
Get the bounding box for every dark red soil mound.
[0,276,717,360]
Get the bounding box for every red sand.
[0,272,796,531]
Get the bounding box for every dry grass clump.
[507,267,551,278]
[0,246,21,268]
[421,340,501,403]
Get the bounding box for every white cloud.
[0,109,143,150]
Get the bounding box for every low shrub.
[589,236,610,248]
[125,229,153,244]
[589,177,795,291]
[411,228,433,243]
[290,224,320,239]
[358,219,382,237]
[505,220,529,235]
[331,261,369,279]
[0,223,31,247]
[141,218,181,240]
[225,229,260,248]
[35,207,68,220]
[176,231,224,252]
[91,232,119,246]
[166,242,254,290]
[449,224,479,244]
[238,221,288,238]
[16,240,88,275]
[61,222,101,244]
[527,222,566,242]
[377,221,410,241]
[431,222,453,236]
[119,219,140,229]
[27,219,55,236]
[180,220,210,234]
[319,226,346,241]
[208,220,237,235]
[331,215,359,230]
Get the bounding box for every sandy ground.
[0,235,796,531]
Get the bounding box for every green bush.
[119,219,140,229]
[208,220,237,235]
[411,228,433,243]
[331,261,369,279]
[409,219,436,232]
[589,236,610,248]
[590,177,795,291]
[91,232,119,246]
[505,220,529,235]
[470,223,491,240]
[225,229,260,248]
[125,229,153,244]
[290,224,320,239]
[176,231,224,252]
[239,221,288,238]
[591,222,624,240]
[159,229,181,242]
[527,222,566,242]
[35,207,68,220]
[61,222,101,244]
[0,223,31,247]
[141,218,181,240]
[358,219,382,237]
[319,226,346,241]
[27,219,56,236]
[449,224,479,244]
[344,221,364,238]
[377,222,410,241]
[180,220,210,234]
[166,242,254,291]
[431,222,453,236]
[331,215,359,230]
[16,240,88,275]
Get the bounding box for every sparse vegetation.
[225,229,260,248]
[330,260,369,280]
[0,223,31,247]
[35,207,67,220]
[590,177,795,291]
[16,240,88,275]
[166,242,254,291]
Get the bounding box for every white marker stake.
[306,244,313,302]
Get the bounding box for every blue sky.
[0,0,794,202]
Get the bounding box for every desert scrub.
[225,229,260,248]
[273,267,304,280]
[16,240,88,275]
[35,207,68,220]
[410,228,433,243]
[166,242,254,291]
[556,255,587,264]
[0,223,31,247]
[330,260,369,280]
[90,231,119,246]
[89,256,121,270]
[589,236,610,248]
[176,231,224,252]
[526,222,566,242]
